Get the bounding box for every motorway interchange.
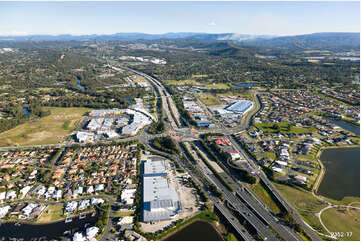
[0,65,321,241]
[122,66,320,241]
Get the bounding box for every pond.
[232,83,258,88]
[23,107,30,118]
[0,213,98,240]
[77,78,85,91]
[166,220,223,241]
[318,147,360,200]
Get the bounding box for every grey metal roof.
[142,158,181,222]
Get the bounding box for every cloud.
[208,21,216,26]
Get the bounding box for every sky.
[0,1,359,36]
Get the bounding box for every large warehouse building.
[142,157,181,222]
[225,100,253,114]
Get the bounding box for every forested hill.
[241,32,360,51]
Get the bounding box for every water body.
[167,220,223,241]
[318,147,360,200]
[232,83,258,88]
[124,98,132,103]
[0,213,98,240]
[77,78,85,91]
[23,107,30,118]
[324,118,360,136]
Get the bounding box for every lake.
[325,118,360,136]
[166,220,223,241]
[0,213,98,240]
[318,147,360,200]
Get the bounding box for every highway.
[183,142,280,240]
[228,135,321,241]
[0,64,321,241]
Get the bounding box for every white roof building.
[66,201,78,212]
[86,186,94,194]
[52,190,62,200]
[22,203,38,216]
[73,187,84,198]
[121,189,136,205]
[117,216,134,225]
[272,167,283,173]
[37,186,46,196]
[0,191,6,201]
[91,198,104,205]
[78,200,90,210]
[94,184,104,191]
[86,227,99,240]
[76,131,94,143]
[73,232,86,241]
[275,160,288,167]
[20,186,32,199]
[0,205,11,218]
[6,191,17,200]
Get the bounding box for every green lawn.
[321,207,360,241]
[255,122,315,134]
[204,83,229,89]
[0,107,91,146]
[251,183,281,215]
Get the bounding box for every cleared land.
[36,204,64,223]
[321,206,360,241]
[0,107,90,146]
[197,93,223,105]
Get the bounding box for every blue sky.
[0,1,359,36]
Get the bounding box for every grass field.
[251,183,281,215]
[192,74,208,78]
[0,107,91,147]
[254,122,315,134]
[263,152,276,160]
[204,83,229,89]
[113,210,134,218]
[321,207,360,241]
[36,204,64,223]
[197,93,223,105]
[274,182,360,238]
[273,183,328,234]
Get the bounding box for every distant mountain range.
[241,32,360,51]
[0,32,359,50]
